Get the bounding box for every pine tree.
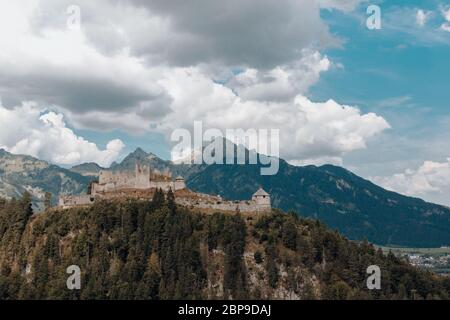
[21,191,33,222]
[282,219,297,250]
[44,192,52,211]
[166,188,176,213]
[151,188,165,208]
[254,251,263,264]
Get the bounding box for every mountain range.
[1,146,450,247]
[0,149,91,211]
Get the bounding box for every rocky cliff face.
[202,242,319,299]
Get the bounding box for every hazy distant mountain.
[2,146,450,247]
[0,149,91,209]
[111,147,173,172]
[70,162,105,177]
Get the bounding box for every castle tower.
[174,175,186,190]
[252,187,271,210]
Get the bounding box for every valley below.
[379,246,450,275]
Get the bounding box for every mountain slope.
[70,162,105,176]
[0,149,92,208]
[186,159,450,247]
[110,147,173,172]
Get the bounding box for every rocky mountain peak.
[130,147,149,158]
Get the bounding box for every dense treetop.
[0,191,449,300]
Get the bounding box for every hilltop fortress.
[59,163,271,214]
[92,163,186,194]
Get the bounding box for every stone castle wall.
[175,198,270,213]
[58,163,269,214]
[92,164,186,195]
[148,180,186,192]
[59,194,95,208]
[58,193,269,212]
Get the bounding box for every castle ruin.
[90,163,186,195]
[58,163,271,214]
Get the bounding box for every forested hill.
[0,192,449,300]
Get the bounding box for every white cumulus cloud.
[157,68,390,164]
[440,23,450,32]
[0,0,388,167]
[0,102,125,167]
[442,6,450,21]
[317,0,362,12]
[0,1,171,128]
[439,5,450,32]
[226,51,331,102]
[371,159,450,197]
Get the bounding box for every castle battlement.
[59,164,271,213]
[91,162,186,195]
[58,163,271,214]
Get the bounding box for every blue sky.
[312,1,450,205]
[314,2,450,169]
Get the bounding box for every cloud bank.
[372,159,450,199]
[0,0,387,166]
[0,102,124,167]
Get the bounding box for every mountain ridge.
[0,149,93,209]
[1,147,450,247]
